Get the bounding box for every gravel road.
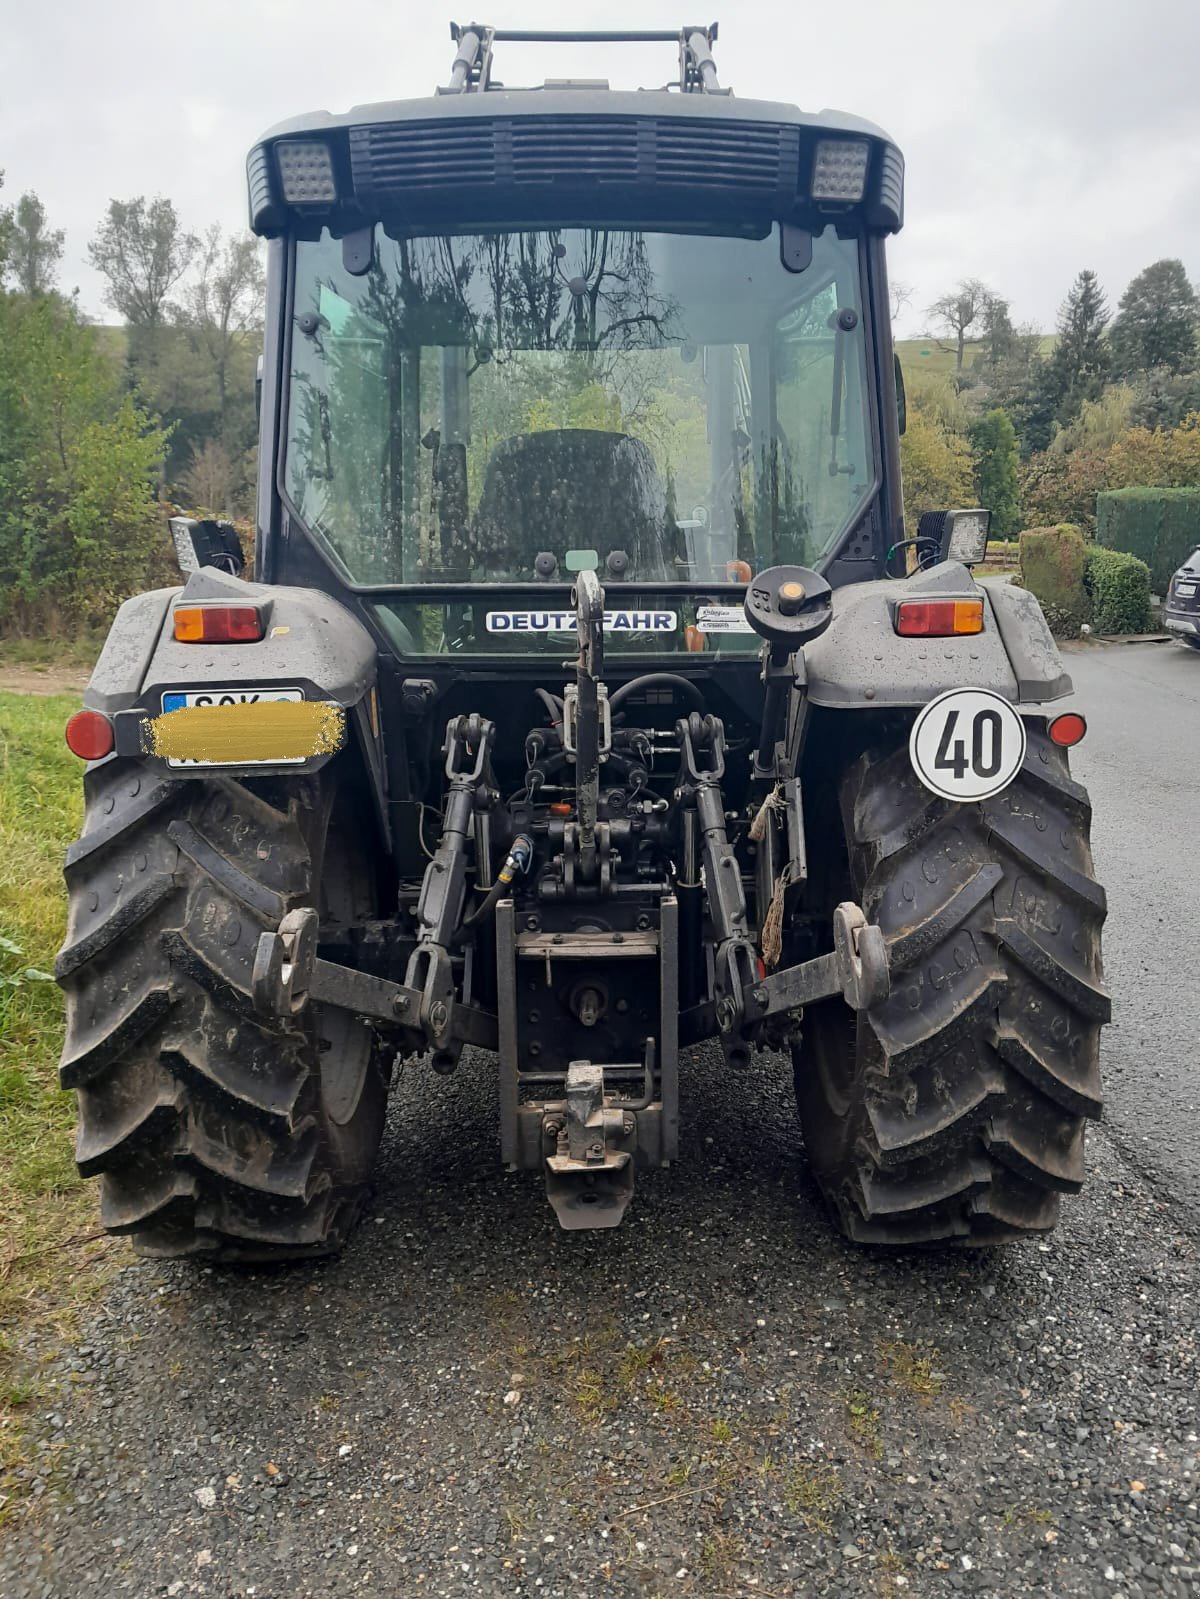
[1064,639,1200,1212]
[3,642,1199,1599]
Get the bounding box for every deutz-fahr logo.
[485,610,678,633]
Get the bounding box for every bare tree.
[927,277,993,372]
[889,278,915,324]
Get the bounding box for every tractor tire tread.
[795,725,1106,1247]
[58,757,383,1261]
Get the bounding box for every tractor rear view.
[56,23,1108,1258]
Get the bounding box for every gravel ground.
[2,1038,1197,1599]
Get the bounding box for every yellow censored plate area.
[145,699,346,766]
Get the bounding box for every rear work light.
[895,599,984,638]
[65,710,114,761]
[1048,712,1087,747]
[276,140,337,204]
[811,139,870,202]
[173,605,264,644]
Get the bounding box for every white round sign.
[909,688,1027,803]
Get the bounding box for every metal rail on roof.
[442,21,726,95]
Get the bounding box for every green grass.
[0,636,102,674]
[0,692,115,1510]
[895,333,1056,379]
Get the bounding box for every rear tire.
[794,722,1108,1246]
[56,761,388,1261]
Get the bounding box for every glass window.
[286,222,874,578]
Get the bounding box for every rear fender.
[83,569,387,840]
[802,562,1072,710]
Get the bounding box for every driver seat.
[470,429,679,580]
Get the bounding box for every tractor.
[56,23,1108,1257]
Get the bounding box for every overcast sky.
[3,0,1197,336]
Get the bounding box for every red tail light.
[895,599,984,637]
[173,604,263,643]
[1048,712,1087,747]
[65,710,114,760]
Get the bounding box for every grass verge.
[0,637,103,674]
[0,692,117,1516]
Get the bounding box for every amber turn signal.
[1048,712,1087,747]
[173,604,264,644]
[895,599,984,638]
[65,710,114,761]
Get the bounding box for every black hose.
[460,876,507,932]
[459,834,534,934]
[609,673,705,713]
[535,687,563,723]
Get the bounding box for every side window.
[772,274,871,563]
[286,276,396,581]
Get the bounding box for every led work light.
[276,141,338,204]
[811,140,870,202]
[942,510,991,566]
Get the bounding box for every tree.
[889,278,914,323]
[899,406,974,531]
[927,278,993,372]
[88,196,194,365]
[968,408,1020,537]
[1018,447,1110,535]
[7,191,64,295]
[1105,412,1200,489]
[1129,367,1200,432]
[0,290,166,632]
[1021,270,1110,453]
[981,295,1016,367]
[0,171,13,282]
[1110,259,1198,377]
[177,226,264,435]
[1051,269,1110,417]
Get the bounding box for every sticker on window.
[485,611,678,634]
[694,604,755,635]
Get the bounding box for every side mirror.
[255,353,264,426]
[894,352,906,436]
[168,516,246,578]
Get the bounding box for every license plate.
[160,688,304,767]
[1176,582,1197,597]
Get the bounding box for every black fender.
[801,561,1072,710]
[83,567,388,843]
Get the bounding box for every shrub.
[1018,524,1088,637]
[1084,546,1154,635]
[968,408,1021,537]
[1095,487,1200,593]
[899,408,974,533]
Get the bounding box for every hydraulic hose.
[534,687,563,723]
[460,834,534,932]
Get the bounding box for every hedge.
[1084,546,1154,635]
[1018,524,1088,637]
[1095,488,1200,593]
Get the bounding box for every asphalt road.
[3,642,1199,1599]
[1063,639,1200,1216]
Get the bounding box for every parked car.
[1164,547,1200,649]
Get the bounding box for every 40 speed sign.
[909,687,1027,803]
